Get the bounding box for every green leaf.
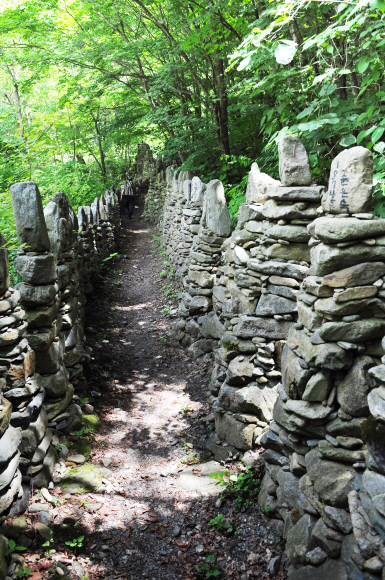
[339,134,356,147]
[298,121,319,132]
[371,0,385,9]
[237,55,251,71]
[374,141,385,153]
[319,83,337,97]
[372,127,385,143]
[274,40,297,65]
[297,107,314,120]
[358,57,370,73]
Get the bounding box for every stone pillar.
[10,182,58,489]
[0,234,24,518]
[260,146,385,579]
[207,138,324,458]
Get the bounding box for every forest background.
[0,0,384,245]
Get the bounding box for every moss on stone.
[60,463,111,494]
[82,414,101,431]
[71,440,91,457]
[222,341,239,352]
[361,415,385,445]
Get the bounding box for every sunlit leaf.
[274,40,297,65]
[339,134,356,147]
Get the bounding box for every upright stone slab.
[245,162,281,204]
[0,235,9,296]
[278,135,312,186]
[202,180,231,237]
[10,182,51,252]
[322,146,373,214]
[191,177,206,202]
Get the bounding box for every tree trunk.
[213,57,230,155]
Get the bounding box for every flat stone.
[334,286,377,302]
[286,513,317,565]
[31,430,53,465]
[336,437,363,450]
[0,469,21,514]
[232,384,278,423]
[322,261,385,289]
[288,327,352,370]
[286,400,332,420]
[0,425,22,466]
[278,135,312,186]
[215,412,254,450]
[311,517,342,558]
[31,445,57,488]
[302,370,331,402]
[323,505,352,534]
[267,224,311,243]
[10,182,51,251]
[337,355,375,417]
[269,275,300,288]
[175,461,223,495]
[0,451,20,491]
[326,417,366,438]
[256,293,297,316]
[267,284,299,301]
[297,302,322,332]
[318,319,385,343]
[0,400,12,438]
[19,407,47,456]
[368,388,385,422]
[247,259,308,280]
[310,243,385,276]
[311,216,385,244]
[267,185,324,202]
[233,316,293,340]
[262,242,310,263]
[318,440,365,463]
[302,277,333,297]
[323,146,373,214]
[66,454,85,465]
[262,199,319,221]
[44,384,74,420]
[16,283,57,307]
[24,296,60,329]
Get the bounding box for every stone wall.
[0,181,120,528]
[145,140,385,579]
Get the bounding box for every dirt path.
[19,204,287,580]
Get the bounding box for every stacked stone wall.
[145,140,385,579]
[0,181,120,527]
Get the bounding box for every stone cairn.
[0,180,120,532]
[260,146,385,579]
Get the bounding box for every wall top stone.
[202,179,231,237]
[10,182,51,252]
[191,177,206,202]
[245,162,281,204]
[322,146,373,215]
[278,135,312,186]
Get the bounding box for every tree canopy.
[0,0,384,236]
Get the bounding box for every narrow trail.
[22,202,285,580]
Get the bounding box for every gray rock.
[0,426,22,466]
[201,180,231,237]
[267,555,281,576]
[256,294,297,316]
[276,468,301,510]
[318,319,385,343]
[37,511,51,527]
[247,259,309,280]
[314,295,385,318]
[287,559,348,580]
[233,316,293,340]
[305,547,328,565]
[337,355,375,417]
[278,135,312,186]
[297,302,322,332]
[10,182,51,251]
[302,370,331,402]
[310,243,385,277]
[262,199,319,221]
[323,146,373,214]
[311,216,385,244]
[326,416,366,438]
[16,283,57,307]
[267,284,299,301]
[267,185,324,202]
[286,400,332,420]
[0,247,9,296]
[245,163,281,203]
[286,513,317,565]
[322,261,385,288]
[266,224,311,243]
[14,253,57,285]
[232,384,277,422]
[322,506,352,534]
[226,356,254,386]
[176,460,224,495]
[191,177,206,202]
[368,387,385,422]
[0,452,20,491]
[305,448,356,507]
[215,412,254,450]
[311,518,342,558]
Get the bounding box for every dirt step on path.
[21,206,287,580]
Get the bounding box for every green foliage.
[197,555,220,579]
[65,535,84,551]
[210,513,233,533]
[15,567,34,578]
[5,540,27,556]
[210,467,260,510]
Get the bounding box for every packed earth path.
[19,200,287,580]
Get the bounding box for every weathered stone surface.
[232,384,277,422]
[286,400,332,420]
[297,302,322,332]
[233,316,293,340]
[323,146,373,214]
[302,370,331,402]
[322,261,385,289]
[334,286,378,302]
[0,452,20,492]
[262,199,319,221]
[247,259,309,280]
[14,253,57,285]
[60,464,111,493]
[40,365,69,397]
[0,470,21,514]
[276,468,301,510]
[0,248,9,296]
[266,224,311,243]
[44,384,74,420]
[267,185,324,202]
[188,269,215,288]
[35,339,63,374]
[31,445,57,488]
[269,276,301,289]
[256,293,297,316]
[215,412,255,450]
[311,243,385,277]
[268,284,298,301]
[0,289,20,314]
[201,179,231,237]
[188,295,212,314]
[262,243,311,263]
[326,416,366,438]
[0,400,12,438]
[16,282,57,307]
[191,176,206,202]
[26,324,56,352]
[368,387,385,422]
[286,513,317,565]
[245,163,281,203]
[305,448,356,507]
[319,319,385,343]
[10,182,51,251]
[288,327,353,370]
[287,559,348,580]
[278,135,312,186]
[0,426,21,466]
[314,295,385,318]
[302,277,333,298]
[337,355,375,417]
[237,204,264,228]
[200,314,224,339]
[31,430,52,465]
[227,356,254,386]
[311,217,385,244]
[322,505,352,534]
[318,440,365,463]
[311,517,342,558]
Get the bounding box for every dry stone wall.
[0,181,120,527]
[145,140,385,580]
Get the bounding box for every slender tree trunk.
[213,57,230,155]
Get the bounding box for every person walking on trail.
[121,177,137,219]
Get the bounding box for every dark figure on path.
[121,177,137,219]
